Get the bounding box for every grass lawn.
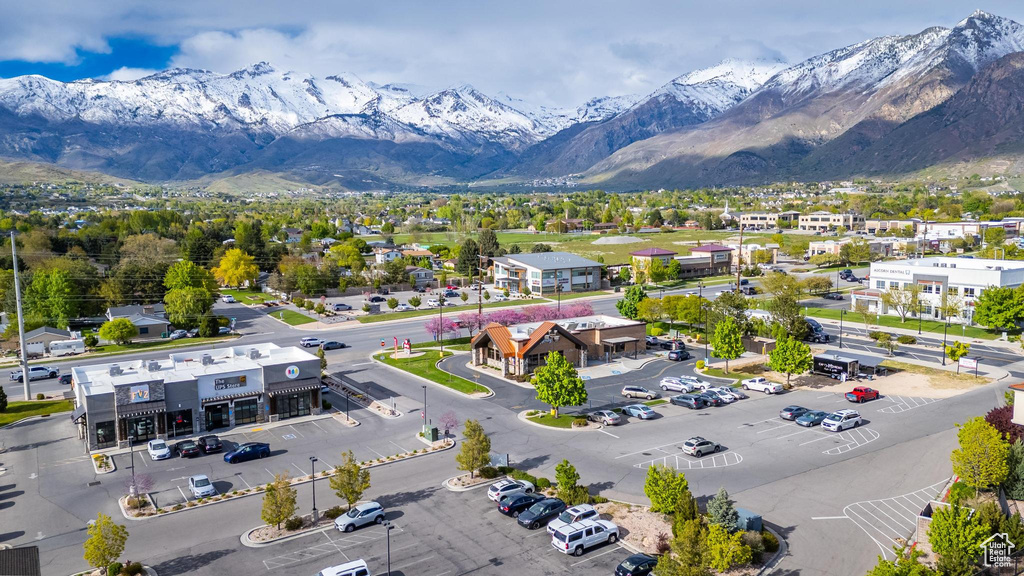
[411,337,473,349]
[357,298,541,324]
[220,288,276,304]
[526,412,580,429]
[0,399,73,427]
[90,335,235,354]
[556,290,610,301]
[270,309,317,326]
[699,367,742,385]
[644,399,668,407]
[802,307,1002,340]
[375,351,489,395]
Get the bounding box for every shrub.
[947,481,973,506]
[572,417,588,428]
[107,562,123,576]
[742,530,766,561]
[591,495,609,504]
[511,470,539,485]
[650,326,665,337]
[897,335,917,345]
[324,506,344,520]
[123,562,144,576]
[696,360,705,370]
[536,477,552,489]
[186,501,196,508]
[322,399,332,410]
[293,296,306,307]
[479,466,499,479]
[656,532,671,554]
[868,331,886,341]
[761,529,779,553]
[497,466,514,475]
[84,334,99,348]
[985,405,1024,444]
[284,516,304,531]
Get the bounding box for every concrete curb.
[90,454,116,475]
[70,565,158,576]
[463,361,535,390]
[516,410,601,432]
[370,351,495,400]
[756,524,788,576]
[0,413,72,431]
[442,474,494,492]
[241,523,333,548]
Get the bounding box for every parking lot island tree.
[531,351,587,417]
[951,417,1010,496]
[710,317,744,374]
[768,337,812,387]
[330,450,370,511]
[865,546,938,576]
[706,524,753,572]
[455,419,491,479]
[656,517,710,576]
[261,472,298,530]
[99,318,138,345]
[707,487,739,530]
[83,512,128,571]
[615,285,648,320]
[927,503,989,565]
[555,459,589,506]
[946,341,971,373]
[644,463,690,514]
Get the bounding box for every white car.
[492,293,508,302]
[395,304,414,312]
[822,409,862,432]
[221,295,236,303]
[487,478,535,502]
[300,337,324,348]
[426,299,440,307]
[147,439,172,460]
[188,474,217,498]
[742,377,784,394]
[681,376,713,391]
[551,518,619,556]
[546,503,598,535]
[703,388,736,404]
[10,366,59,381]
[169,329,188,340]
[708,386,744,401]
[334,501,386,532]
[659,377,694,393]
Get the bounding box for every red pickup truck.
[845,386,880,403]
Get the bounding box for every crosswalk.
[262,524,404,570]
[634,450,743,471]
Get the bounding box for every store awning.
[266,380,321,396]
[201,392,258,406]
[71,404,86,424]
[602,337,639,345]
[117,401,166,419]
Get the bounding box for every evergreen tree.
[707,487,738,530]
[0,385,7,413]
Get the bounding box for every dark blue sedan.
[223,442,271,463]
[795,410,830,427]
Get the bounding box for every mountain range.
[1,10,1024,189]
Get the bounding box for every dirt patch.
[592,236,647,245]
[447,473,493,489]
[249,513,323,542]
[788,359,990,399]
[594,501,671,555]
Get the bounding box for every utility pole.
[11,231,29,401]
[735,225,744,291]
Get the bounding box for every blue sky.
[1,1,1023,106]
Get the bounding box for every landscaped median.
[356,297,541,324]
[518,409,600,431]
[373,350,491,396]
[0,399,73,428]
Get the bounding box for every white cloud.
[101,67,160,82]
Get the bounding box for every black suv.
[668,349,691,361]
[517,498,566,529]
[670,394,706,410]
[498,493,544,518]
[198,435,222,454]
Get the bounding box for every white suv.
[659,377,694,392]
[487,479,534,502]
[551,519,619,556]
[742,377,783,394]
[822,409,862,432]
[547,504,599,535]
[704,388,737,404]
[682,376,713,391]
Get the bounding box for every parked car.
[724,387,748,400]
[58,374,72,386]
[839,269,854,280]
[621,385,657,400]
[334,501,385,532]
[223,442,271,463]
[823,292,844,300]
[679,376,712,391]
[147,439,172,460]
[822,409,862,431]
[169,329,188,340]
[659,377,693,393]
[681,436,721,457]
[492,294,508,302]
[846,386,880,403]
[426,299,441,307]
[739,278,749,285]
[795,410,830,427]
[668,349,691,361]
[488,479,535,502]
[703,388,736,404]
[395,304,414,312]
[445,284,459,291]
[443,290,458,298]
[616,553,658,576]
[317,560,370,576]
[367,295,386,303]
[332,303,352,312]
[413,286,428,293]
[696,391,724,407]
[320,341,347,350]
[740,286,758,295]
[670,394,706,410]
[221,294,236,303]
[547,503,599,535]
[188,474,217,498]
[518,497,567,529]
[742,377,784,394]
[10,366,59,381]
[587,410,621,426]
[218,326,231,335]
[198,435,222,454]
[187,328,200,338]
[175,440,201,458]
[622,404,656,419]
[550,518,618,555]
[498,492,545,518]
[300,337,324,348]
[644,336,659,348]
[658,340,683,350]
[779,406,810,421]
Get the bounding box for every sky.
[0,1,1022,107]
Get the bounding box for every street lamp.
[384,520,395,575]
[555,282,562,312]
[438,294,446,353]
[422,385,428,435]
[128,435,137,497]
[345,390,351,422]
[309,456,319,524]
[839,309,845,349]
[917,297,923,335]
[942,320,949,366]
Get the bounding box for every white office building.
[851,257,1024,322]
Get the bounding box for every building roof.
[402,249,433,257]
[690,244,732,253]
[127,314,169,327]
[0,546,40,576]
[875,257,1024,272]
[630,247,678,257]
[504,252,602,270]
[24,326,71,340]
[473,323,517,357]
[107,303,165,318]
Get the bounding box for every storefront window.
[234,398,258,425]
[275,392,312,419]
[95,420,116,449]
[127,415,156,442]
[166,410,193,438]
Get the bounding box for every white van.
[315,559,370,576]
[50,339,85,357]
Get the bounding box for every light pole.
[917,296,923,335]
[556,282,562,312]
[345,390,350,422]
[422,385,428,435]
[385,520,395,575]
[438,294,446,353]
[839,309,845,349]
[128,435,137,497]
[942,320,949,366]
[309,456,319,524]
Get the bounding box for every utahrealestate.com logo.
[981,533,1016,567]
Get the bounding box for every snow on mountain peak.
[676,59,788,91]
[640,59,787,118]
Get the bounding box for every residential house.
[491,252,603,296]
[24,326,72,350]
[374,247,403,265]
[283,227,303,243]
[105,304,171,338]
[405,266,434,288]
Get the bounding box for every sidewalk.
[812,314,1022,350]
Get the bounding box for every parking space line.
[392,555,435,572]
[177,486,189,502]
[237,474,253,490]
[310,421,328,433]
[389,440,408,453]
[265,468,277,480]
[365,445,388,459]
[817,393,836,398]
[598,429,620,439]
[615,439,691,459]
[569,545,622,566]
[756,423,793,434]
[320,530,350,562]
[775,428,813,439]
[289,425,305,438]
[292,463,307,476]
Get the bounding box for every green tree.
[710,317,744,373]
[478,228,500,257]
[409,296,421,309]
[555,459,590,505]
[707,487,738,530]
[456,238,480,276]
[655,518,710,576]
[329,450,370,511]
[974,286,1024,330]
[99,318,138,345]
[199,313,219,338]
[618,267,631,284]
[876,333,899,356]
[881,283,923,323]
[213,249,259,287]
[163,287,213,330]
[386,297,399,310]
[648,258,667,284]
[164,260,217,292]
[768,337,812,387]
[706,524,753,572]
[840,238,872,265]
[317,347,327,375]
[0,385,7,412]
[951,417,1010,495]
[666,259,682,280]
[531,351,587,417]
[82,513,128,570]
[455,419,491,478]
[261,473,297,529]
[381,221,395,235]
[1004,440,1024,499]
[946,341,971,373]
[616,285,648,320]
[644,464,690,514]
[928,504,988,563]
[760,271,801,299]
[865,546,938,576]
[460,291,469,303]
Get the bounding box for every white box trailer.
[49,339,85,357]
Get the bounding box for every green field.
[802,307,1002,340]
[91,335,236,354]
[220,288,276,304]
[0,399,73,427]
[375,351,489,395]
[271,309,317,326]
[357,298,542,324]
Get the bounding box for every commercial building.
[673,245,733,278]
[470,315,646,378]
[798,211,864,232]
[864,219,920,236]
[491,252,603,296]
[739,211,800,230]
[850,257,1024,322]
[71,343,321,452]
[630,247,677,274]
[726,243,779,265]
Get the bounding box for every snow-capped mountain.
[497,93,640,136]
[645,59,787,117]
